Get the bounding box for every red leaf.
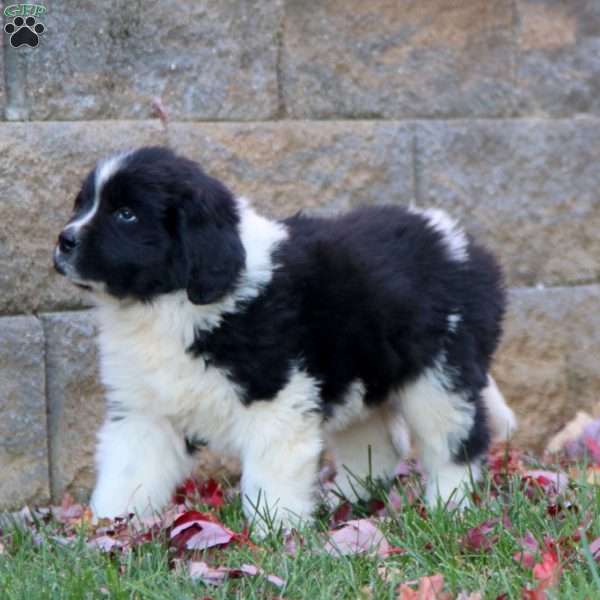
[173,478,199,504]
[532,549,562,589]
[521,587,548,600]
[514,551,537,569]
[170,511,234,551]
[173,478,224,507]
[366,498,386,516]
[198,479,225,508]
[331,502,352,526]
[397,574,452,600]
[523,470,569,495]
[584,436,600,465]
[489,444,523,480]
[462,519,498,552]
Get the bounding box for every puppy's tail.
[483,375,517,441]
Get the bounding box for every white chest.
[95,297,249,456]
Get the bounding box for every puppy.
[54,146,515,530]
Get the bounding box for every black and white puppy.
[54,146,515,530]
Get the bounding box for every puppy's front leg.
[91,415,194,519]
[239,374,323,535]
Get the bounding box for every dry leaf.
[324,519,391,557]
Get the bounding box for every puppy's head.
[54,146,245,304]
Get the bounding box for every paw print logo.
[4,15,45,48]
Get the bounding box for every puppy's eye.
[114,207,138,224]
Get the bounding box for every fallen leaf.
[238,565,285,588]
[588,536,600,560]
[198,479,225,508]
[173,478,224,508]
[88,534,128,553]
[188,562,228,585]
[546,411,594,454]
[331,502,352,526]
[170,511,234,551]
[523,470,569,495]
[462,519,498,552]
[187,561,284,588]
[324,519,391,557]
[513,531,539,568]
[366,498,386,516]
[560,418,600,465]
[584,436,600,465]
[532,548,562,589]
[397,574,451,600]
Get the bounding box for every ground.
[1,444,599,600]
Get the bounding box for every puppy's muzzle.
[54,229,79,276]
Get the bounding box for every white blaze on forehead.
[447,313,462,333]
[66,151,131,233]
[417,207,469,262]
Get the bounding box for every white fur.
[239,369,323,533]
[91,415,195,518]
[324,380,370,433]
[328,405,407,500]
[91,201,322,530]
[67,152,131,234]
[397,355,477,505]
[484,375,517,441]
[447,313,462,333]
[88,196,504,528]
[416,207,468,262]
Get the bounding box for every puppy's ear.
[179,175,245,305]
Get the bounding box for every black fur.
[187,208,504,462]
[56,146,505,465]
[66,147,244,304]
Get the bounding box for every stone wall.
[1,0,599,510]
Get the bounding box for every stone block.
[282,0,516,118]
[416,119,600,286]
[493,285,600,451]
[42,311,103,502]
[515,0,600,116]
[0,316,49,509]
[168,120,415,218]
[16,0,282,120]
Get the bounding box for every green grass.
[1,469,599,600]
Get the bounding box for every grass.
[1,462,599,600]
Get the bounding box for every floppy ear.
[179,176,246,305]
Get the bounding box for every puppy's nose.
[58,229,78,254]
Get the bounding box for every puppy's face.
[54,147,245,304]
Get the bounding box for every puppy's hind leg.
[399,367,489,507]
[327,406,409,501]
[239,370,323,536]
[484,375,517,441]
